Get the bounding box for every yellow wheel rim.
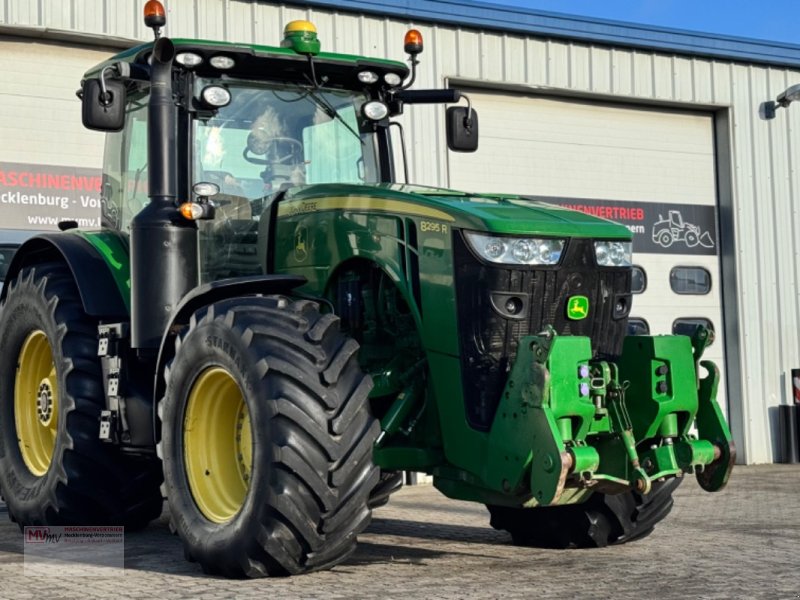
[184,367,253,523]
[14,330,58,477]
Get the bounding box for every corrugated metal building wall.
[2,0,800,463]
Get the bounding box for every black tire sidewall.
[0,269,74,518]
[161,313,275,565]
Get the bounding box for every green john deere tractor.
[0,2,734,577]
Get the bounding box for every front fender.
[152,274,307,440]
[0,232,128,319]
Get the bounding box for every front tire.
[487,478,681,548]
[160,296,379,577]
[0,262,163,527]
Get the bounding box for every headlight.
[594,240,632,267]
[464,232,564,265]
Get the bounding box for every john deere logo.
[567,296,589,320]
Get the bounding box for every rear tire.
[160,296,379,577]
[0,262,163,528]
[487,478,681,548]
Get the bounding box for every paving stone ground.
[0,464,798,599]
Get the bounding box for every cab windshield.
[194,79,380,199]
[101,79,381,282]
[193,80,380,282]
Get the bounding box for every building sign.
[527,196,718,256]
[0,162,103,231]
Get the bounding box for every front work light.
[384,72,403,87]
[176,52,203,68]
[594,241,632,267]
[192,182,220,198]
[362,101,389,121]
[209,55,235,69]
[465,232,564,266]
[358,70,379,84]
[200,86,231,108]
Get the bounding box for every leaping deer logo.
[567,296,589,320]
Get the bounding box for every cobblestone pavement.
[0,464,798,599]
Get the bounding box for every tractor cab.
[83,19,476,285]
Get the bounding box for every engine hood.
[278,183,632,239]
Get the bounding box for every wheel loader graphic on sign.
[652,210,715,249]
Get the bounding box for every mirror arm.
[76,61,131,101]
[461,94,474,129]
[98,66,117,106]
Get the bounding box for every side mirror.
[446,106,479,152]
[81,78,126,132]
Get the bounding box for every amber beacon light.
[404,29,423,56]
[144,0,166,34]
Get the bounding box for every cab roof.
[84,38,410,89]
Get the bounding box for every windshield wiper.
[301,72,363,145]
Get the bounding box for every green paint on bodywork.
[275,183,632,239]
[73,230,131,312]
[433,329,733,506]
[267,180,733,507]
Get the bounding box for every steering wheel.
[243,137,304,166]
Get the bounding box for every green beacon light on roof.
[281,20,321,56]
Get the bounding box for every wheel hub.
[14,330,59,476]
[184,367,253,523]
[37,379,55,426]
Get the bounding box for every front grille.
[454,232,631,430]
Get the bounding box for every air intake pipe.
[130,37,199,351]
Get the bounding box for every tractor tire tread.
[161,296,378,577]
[487,478,681,549]
[0,261,162,530]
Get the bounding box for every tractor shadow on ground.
[339,518,512,570]
[120,512,514,576]
[366,517,510,545]
[0,503,514,577]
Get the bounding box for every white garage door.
[0,38,109,230]
[448,90,727,417]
